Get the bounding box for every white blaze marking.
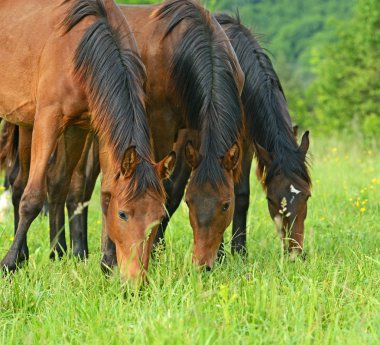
[290,184,301,195]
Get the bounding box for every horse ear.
[255,143,272,167]
[156,151,176,180]
[222,143,240,171]
[293,125,299,139]
[185,141,200,168]
[298,131,310,157]
[121,146,138,177]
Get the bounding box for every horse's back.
[0,0,89,125]
[0,1,64,119]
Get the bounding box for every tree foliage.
[308,0,380,134]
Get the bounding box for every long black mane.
[155,0,243,187]
[63,0,164,201]
[216,13,311,187]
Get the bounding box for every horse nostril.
[205,265,212,272]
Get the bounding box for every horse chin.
[192,227,224,270]
[192,245,219,270]
[115,242,149,285]
[119,261,147,285]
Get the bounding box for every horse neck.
[103,0,139,52]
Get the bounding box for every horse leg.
[98,140,116,274]
[47,136,67,259]
[1,110,61,272]
[66,132,94,258]
[81,138,100,255]
[231,142,253,256]
[154,161,191,250]
[11,127,32,262]
[47,127,88,259]
[100,218,116,275]
[152,128,192,251]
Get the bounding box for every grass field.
[0,137,379,345]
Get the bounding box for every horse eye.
[222,202,230,212]
[118,211,128,221]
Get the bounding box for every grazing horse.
[0,0,174,282]
[117,1,245,269]
[218,14,311,255]
[154,13,312,257]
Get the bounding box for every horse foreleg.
[1,110,61,272]
[81,138,100,255]
[66,133,99,258]
[47,127,88,260]
[98,140,116,275]
[231,143,253,256]
[47,136,67,259]
[153,129,195,252]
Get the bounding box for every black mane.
[216,13,311,187]
[63,0,164,201]
[155,0,243,187]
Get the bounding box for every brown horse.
[153,13,312,258]
[119,0,245,269]
[0,0,175,282]
[217,14,311,255]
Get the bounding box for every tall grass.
[0,137,379,344]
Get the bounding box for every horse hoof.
[100,257,116,276]
[1,249,29,274]
[1,259,18,274]
[73,249,88,260]
[49,247,66,260]
[231,246,247,257]
[217,250,227,264]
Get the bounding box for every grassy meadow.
[0,136,379,344]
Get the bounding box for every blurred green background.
[118,0,380,140]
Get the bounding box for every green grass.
[0,137,379,344]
